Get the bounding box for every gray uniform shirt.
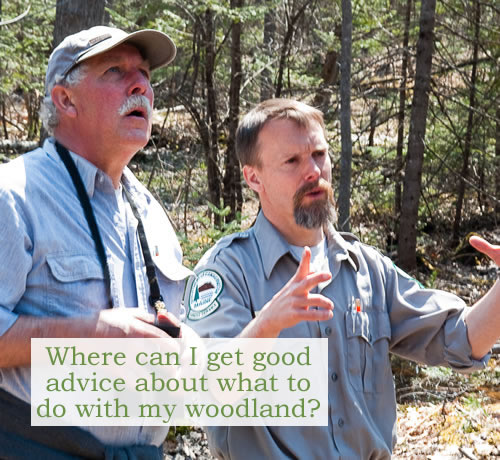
[185,211,488,459]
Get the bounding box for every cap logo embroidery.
[187,270,223,320]
[87,33,112,47]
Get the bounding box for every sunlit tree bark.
[398,0,437,271]
[452,0,481,243]
[53,0,106,48]
[223,0,244,222]
[395,0,412,220]
[338,0,352,232]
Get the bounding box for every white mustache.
[118,95,152,119]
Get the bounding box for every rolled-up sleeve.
[385,260,489,372]
[0,186,32,336]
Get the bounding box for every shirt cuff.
[0,307,19,337]
[444,309,490,372]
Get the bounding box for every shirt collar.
[254,211,295,279]
[324,221,360,273]
[46,138,103,197]
[253,210,359,279]
[121,167,151,214]
[46,138,146,201]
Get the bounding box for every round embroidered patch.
[187,270,224,320]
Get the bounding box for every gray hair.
[40,63,88,136]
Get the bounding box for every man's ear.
[51,85,77,118]
[243,164,263,194]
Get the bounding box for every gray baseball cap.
[45,25,176,94]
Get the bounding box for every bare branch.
[0,4,31,27]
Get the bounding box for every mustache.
[293,178,333,205]
[118,95,152,119]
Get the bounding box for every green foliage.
[422,365,453,382]
[166,425,192,440]
[0,1,54,94]
[179,203,247,269]
[462,394,484,411]
[1,0,498,259]
[0,1,55,138]
[425,269,439,289]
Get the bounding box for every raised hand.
[254,246,334,337]
[469,236,500,267]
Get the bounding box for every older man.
[186,98,500,459]
[0,26,191,458]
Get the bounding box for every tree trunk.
[367,103,377,151]
[53,0,106,48]
[397,0,437,271]
[313,48,339,113]
[275,0,312,97]
[395,0,412,219]
[25,92,40,140]
[0,1,6,140]
[223,0,244,222]
[452,0,480,243]
[338,0,352,232]
[495,106,500,217]
[203,8,222,225]
[1,99,7,140]
[275,17,294,98]
[261,4,276,101]
[40,0,106,146]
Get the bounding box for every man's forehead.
[267,117,324,136]
[260,118,327,153]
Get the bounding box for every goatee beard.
[293,179,337,229]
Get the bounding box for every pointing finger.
[469,236,500,266]
[295,246,311,280]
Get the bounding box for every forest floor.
[163,228,500,459]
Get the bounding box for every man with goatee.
[186,98,500,459]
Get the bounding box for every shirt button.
[325,326,332,336]
[331,372,338,382]
[338,418,344,428]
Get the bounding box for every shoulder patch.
[187,270,224,320]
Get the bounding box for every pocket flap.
[345,310,391,344]
[153,255,193,282]
[46,254,104,282]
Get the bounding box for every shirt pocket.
[345,309,391,393]
[45,253,106,315]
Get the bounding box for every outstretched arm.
[465,236,500,359]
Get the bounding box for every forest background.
[0,0,499,457]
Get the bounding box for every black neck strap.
[55,141,113,308]
[121,184,164,311]
[55,141,165,312]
